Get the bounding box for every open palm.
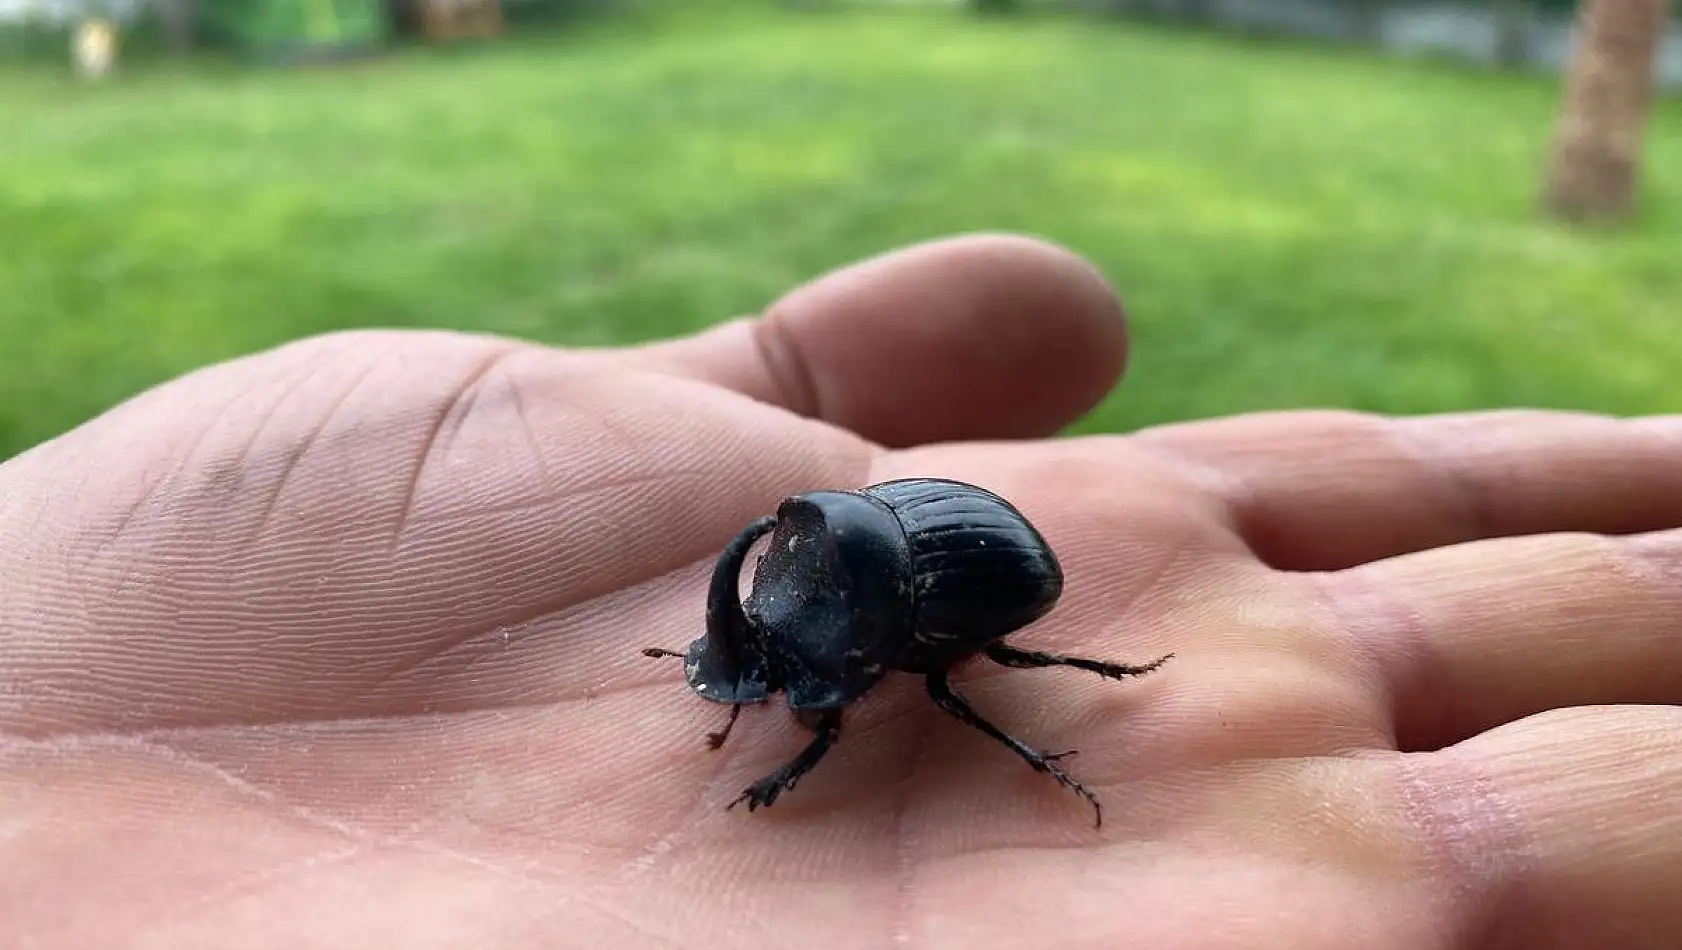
[5,235,1681,950]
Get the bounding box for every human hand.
[3,234,1680,950]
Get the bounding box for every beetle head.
[681,515,777,705]
[742,490,915,710]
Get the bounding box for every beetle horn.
[683,514,777,704]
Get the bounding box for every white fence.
[1100,0,1682,88]
[0,0,145,23]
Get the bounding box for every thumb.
[624,233,1131,448]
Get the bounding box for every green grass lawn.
[3,5,1679,460]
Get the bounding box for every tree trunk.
[1541,0,1670,222]
[419,0,505,39]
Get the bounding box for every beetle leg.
[986,643,1173,682]
[706,703,744,750]
[727,708,842,813]
[643,650,749,750]
[924,670,1104,827]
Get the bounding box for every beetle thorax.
[742,491,915,710]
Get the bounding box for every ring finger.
[1313,525,1682,752]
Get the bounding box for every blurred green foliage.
[194,0,389,57]
[1,4,1679,460]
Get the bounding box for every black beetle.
[642,477,1171,826]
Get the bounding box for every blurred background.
[2,0,1677,462]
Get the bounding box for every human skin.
[2,234,1680,950]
